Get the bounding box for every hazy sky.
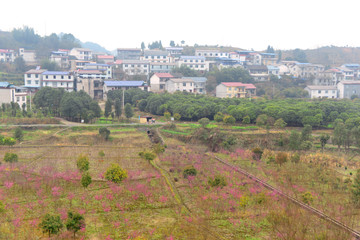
[1,0,359,51]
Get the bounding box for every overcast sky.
[1,0,359,51]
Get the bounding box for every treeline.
[120,90,360,127]
[33,88,101,122]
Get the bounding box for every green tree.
[81,171,92,188]
[333,119,345,150]
[99,127,110,140]
[223,115,235,124]
[114,98,122,119]
[301,192,314,205]
[320,134,330,151]
[274,118,287,129]
[124,103,133,119]
[173,113,181,121]
[4,152,18,163]
[289,131,301,150]
[266,45,275,53]
[76,154,89,172]
[214,112,224,122]
[164,111,171,121]
[256,114,268,127]
[242,115,251,124]
[39,214,63,238]
[301,125,312,142]
[66,211,85,238]
[105,164,128,183]
[41,59,59,71]
[183,166,197,179]
[104,99,112,118]
[198,118,210,128]
[13,127,23,141]
[208,175,227,188]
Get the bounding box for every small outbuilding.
[139,116,153,124]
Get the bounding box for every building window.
[183,83,186,87]
[16,97,20,102]
[27,74,31,78]
[54,75,56,79]
[27,80,31,85]
[318,90,321,93]
[61,75,64,79]
[125,64,128,67]
[35,74,38,78]
[325,90,328,93]
[46,75,48,79]
[22,96,25,101]
[35,80,39,84]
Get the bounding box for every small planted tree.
[81,172,92,188]
[183,166,197,179]
[39,214,63,238]
[173,113,181,121]
[164,111,171,121]
[105,164,128,183]
[352,169,360,205]
[76,154,89,172]
[198,118,210,128]
[223,115,235,124]
[139,151,156,160]
[104,99,112,118]
[13,127,24,141]
[66,211,85,238]
[99,127,110,140]
[242,115,251,124]
[301,192,314,205]
[214,112,224,122]
[320,134,330,151]
[4,152,18,163]
[114,98,122,119]
[274,118,287,129]
[124,103,133,119]
[208,175,227,188]
[275,152,288,166]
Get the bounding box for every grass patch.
[160,129,190,135]
[231,126,258,130]
[110,128,136,132]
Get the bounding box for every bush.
[275,152,288,166]
[105,164,128,183]
[39,214,63,237]
[153,143,165,154]
[4,152,18,163]
[13,127,23,141]
[242,116,250,124]
[173,113,181,121]
[164,111,171,120]
[99,127,110,140]
[290,152,300,163]
[223,115,236,124]
[76,154,89,172]
[66,211,85,238]
[301,191,314,205]
[252,147,263,160]
[214,112,224,122]
[98,150,105,157]
[221,135,237,150]
[198,118,210,128]
[81,172,92,188]
[163,122,176,130]
[274,118,287,129]
[208,175,227,188]
[183,166,197,179]
[139,151,156,160]
[300,140,313,150]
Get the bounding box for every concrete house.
[178,56,209,72]
[0,82,27,108]
[260,53,277,65]
[69,48,93,61]
[304,85,337,98]
[337,81,360,99]
[149,73,174,92]
[0,49,17,62]
[50,51,69,69]
[122,60,150,76]
[216,82,256,98]
[117,48,142,60]
[165,78,195,93]
[182,77,207,94]
[314,69,344,86]
[24,69,47,89]
[195,50,229,60]
[41,71,74,92]
[76,78,104,99]
[19,48,37,65]
[141,50,171,63]
[103,81,147,100]
[290,63,324,79]
[246,65,269,81]
[150,62,177,73]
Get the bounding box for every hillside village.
[1,42,360,107]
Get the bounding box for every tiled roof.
[305,85,337,90]
[144,50,168,56]
[97,55,114,59]
[154,73,173,78]
[26,69,47,74]
[104,81,144,87]
[169,78,194,83]
[182,77,207,82]
[221,82,256,89]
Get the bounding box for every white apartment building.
[141,50,171,63]
[178,56,209,72]
[41,71,74,92]
[24,69,47,88]
[149,73,174,92]
[0,49,17,62]
[69,48,93,61]
[50,51,69,69]
[0,82,27,108]
[19,48,37,65]
[304,85,337,98]
[122,60,150,76]
[165,78,195,93]
[195,50,229,59]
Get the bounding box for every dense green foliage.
[99,127,110,140]
[39,214,63,237]
[13,127,23,141]
[124,103,133,119]
[65,211,85,237]
[4,152,18,163]
[183,166,197,179]
[81,171,92,188]
[208,175,227,188]
[105,164,128,183]
[33,88,101,122]
[76,154,89,172]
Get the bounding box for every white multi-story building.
[195,50,229,59]
[41,71,74,92]
[122,60,150,76]
[0,82,27,108]
[0,49,17,62]
[165,78,195,93]
[19,48,37,65]
[24,69,47,88]
[141,50,171,63]
[304,85,337,98]
[290,63,325,79]
[50,51,69,69]
[178,56,209,72]
[149,73,174,92]
[69,48,93,61]
[165,47,183,57]
[150,62,177,73]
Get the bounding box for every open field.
[0,124,359,239]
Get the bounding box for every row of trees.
[33,87,101,122]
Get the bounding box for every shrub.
[300,140,313,150]
[223,115,236,124]
[208,175,227,188]
[66,211,85,238]
[198,118,210,128]
[105,164,128,183]
[39,214,63,238]
[76,154,89,172]
[139,151,156,160]
[214,112,224,122]
[275,152,288,166]
[98,150,105,157]
[274,118,287,129]
[4,152,18,163]
[221,135,237,150]
[301,191,314,205]
[290,152,300,163]
[183,166,197,179]
[13,127,24,141]
[173,113,181,121]
[164,111,171,120]
[256,114,268,127]
[153,143,165,154]
[99,127,110,140]
[252,147,263,160]
[124,103,133,119]
[242,115,250,124]
[81,172,92,188]
[0,136,16,146]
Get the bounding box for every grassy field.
[0,124,358,239]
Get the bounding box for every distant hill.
[81,41,109,54]
[282,46,360,67]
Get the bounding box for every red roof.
[98,55,114,59]
[115,60,123,65]
[154,73,174,78]
[221,82,256,89]
[0,49,12,53]
[58,49,70,52]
